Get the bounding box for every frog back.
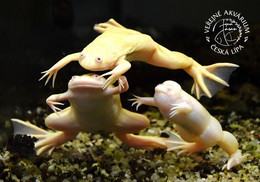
[87,27,145,60]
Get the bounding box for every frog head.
[154,81,183,106]
[78,42,121,71]
[68,74,106,91]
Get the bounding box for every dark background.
[0,0,259,127]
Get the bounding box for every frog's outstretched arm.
[39,53,82,87]
[46,92,71,114]
[100,56,131,89]
[130,96,156,111]
[105,75,129,95]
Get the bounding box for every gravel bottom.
[0,109,259,182]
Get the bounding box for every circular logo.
[204,10,250,55]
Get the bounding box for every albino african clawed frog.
[11,74,167,155]
[131,80,249,170]
[40,18,238,99]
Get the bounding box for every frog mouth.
[69,83,103,89]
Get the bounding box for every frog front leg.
[39,53,82,87]
[168,103,192,118]
[106,76,129,95]
[100,57,131,89]
[46,92,71,114]
[130,95,156,111]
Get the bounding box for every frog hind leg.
[34,130,78,155]
[114,109,167,150]
[115,133,167,150]
[11,118,78,155]
[11,118,49,136]
[94,18,125,33]
[163,131,206,155]
[147,45,238,99]
[218,131,249,170]
[186,61,239,99]
[222,150,250,170]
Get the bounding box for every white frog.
[131,80,249,170]
[11,74,167,155]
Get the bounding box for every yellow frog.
[40,19,238,99]
[11,74,167,155]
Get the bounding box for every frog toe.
[222,150,249,170]
[11,118,49,136]
[163,131,190,153]
[39,69,57,87]
[11,118,78,155]
[191,78,211,99]
[101,75,118,90]
[192,63,238,99]
[94,19,124,33]
[35,144,55,156]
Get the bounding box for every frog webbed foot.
[188,62,239,99]
[11,118,78,155]
[163,131,192,155]
[11,118,56,155]
[163,131,205,155]
[35,130,79,155]
[34,131,71,155]
[94,19,125,33]
[222,150,250,170]
[34,133,57,155]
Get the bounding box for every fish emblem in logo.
[212,18,242,47]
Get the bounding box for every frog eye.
[92,74,99,78]
[166,85,173,91]
[96,57,103,63]
[71,75,79,79]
